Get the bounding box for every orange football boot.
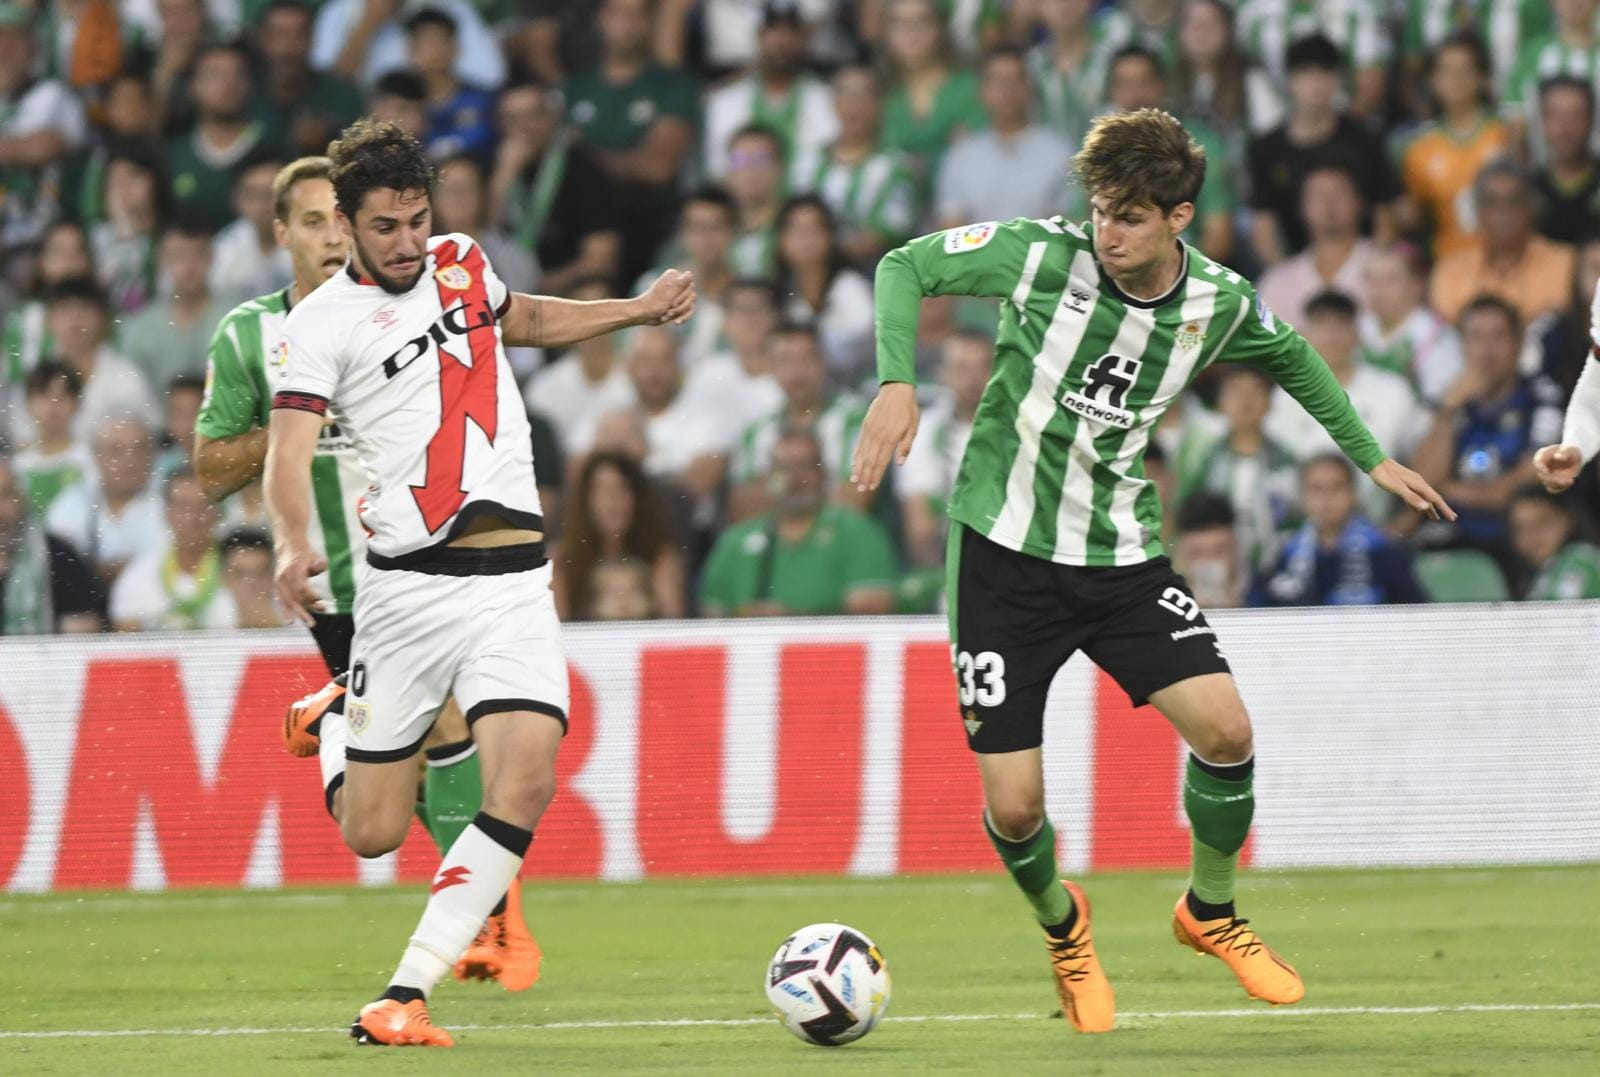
[349,999,454,1047]
[1172,894,1305,1005]
[453,877,543,991]
[283,674,345,757]
[1043,881,1115,1033]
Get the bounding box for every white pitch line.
[3,1002,1597,1040]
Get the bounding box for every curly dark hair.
[326,118,435,222]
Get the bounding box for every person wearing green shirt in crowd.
[852,108,1453,1033]
[879,0,989,187]
[724,125,786,278]
[701,425,897,617]
[119,218,236,390]
[163,40,277,231]
[564,0,699,283]
[1502,0,1600,157]
[1236,0,1390,120]
[253,0,366,158]
[13,362,93,519]
[1399,0,1549,106]
[1509,484,1600,599]
[2,220,90,391]
[1025,0,1127,150]
[791,64,921,267]
[192,156,517,973]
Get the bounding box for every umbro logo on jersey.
[382,297,497,379]
[435,264,473,290]
[372,309,398,328]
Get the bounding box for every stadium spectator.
[792,64,919,268]
[699,425,897,617]
[0,453,104,635]
[110,466,235,630]
[640,186,736,364]
[1251,454,1424,607]
[1182,367,1299,573]
[1539,235,1600,393]
[1397,0,1546,116]
[1530,77,1600,246]
[92,144,166,314]
[406,5,497,162]
[1104,45,1236,261]
[703,1,838,182]
[46,414,166,587]
[683,277,785,446]
[729,322,865,522]
[67,72,161,226]
[525,278,638,458]
[1399,34,1508,260]
[1430,159,1576,327]
[1509,485,1600,599]
[553,451,685,621]
[1503,0,1600,158]
[0,0,89,249]
[899,329,991,568]
[14,363,92,519]
[252,0,365,158]
[1022,0,1120,150]
[219,526,280,628]
[625,325,726,503]
[579,557,657,621]
[28,278,160,444]
[1099,0,1185,62]
[1264,290,1425,521]
[1171,0,1252,152]
[1247,34,1399,266]
[1236,0,1390,121]
[431,154,538,297]
[163,41,274,231]
[1412,296,1565,556]
[367,70,429,141]
[1359,243,1464,406]
[861,0,1005,59]
[774,197,876,383]
[879,0,987,181]
[564,0,698,285]
[311,0,506,89]
[1172,491,1246,611]
[3,220,92,390]
[120,219,232,390]
[1257,164,1375,329]
[133,0,209,131]
[935,47,1073,232]
[486,82,620,297]
[209,152,293,307]
[725,125,787,278]
[156,374,204,481]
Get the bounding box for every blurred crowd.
[5,0,1600,636]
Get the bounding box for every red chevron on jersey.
[432,865,472,894]
[412,239,500,533]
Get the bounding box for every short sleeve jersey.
[273,234,542,561]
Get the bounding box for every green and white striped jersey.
[792,146,920,249]
[874,217,1385,567]
[1237,0,1390,84]
[196,288,369,614]
[733,396,868,488]
[1400,0,1550,96]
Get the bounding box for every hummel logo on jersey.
[382,297,497,378]
[1061,353,1140,428]
[1063,287,1091,314]
[432,866,472,894]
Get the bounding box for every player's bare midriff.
[447,514,544,548]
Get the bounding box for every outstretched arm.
[499,268,695,349]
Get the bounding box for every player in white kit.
[264,120,694,1047]
[1535,278,1600,493]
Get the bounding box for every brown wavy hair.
[1074,108,1207,214]
[556,452,672,617]
[327,118,434,222]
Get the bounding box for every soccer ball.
[765,922,891,1046]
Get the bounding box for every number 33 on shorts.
[954,647,1008,706]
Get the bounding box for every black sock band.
[473,811,533,857]
[424,738,474,763]
[324,772,345,820]
[381,985,425,1005]
[1190,753,1253,782]
[1043,906,1080,939]
[1186,890,1236,922]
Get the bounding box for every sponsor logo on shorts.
[1169,625,1216,641]
[434,263,473,290]
[346,701,370,734]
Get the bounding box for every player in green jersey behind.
[852,108,1455,1032]
[194,157,540,992]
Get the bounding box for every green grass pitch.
[4,866,1598,1075]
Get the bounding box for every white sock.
[390,815,530,997]
[319,711,348,812]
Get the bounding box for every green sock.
[1183,755,1255,905]
[984,813,1073,927]
[423,743,483,855]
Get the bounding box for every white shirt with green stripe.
[874,217,1387,568]
[733,396,868,488]
[791,145,920,249]
[196,287,369,614]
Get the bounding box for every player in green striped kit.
[195,158,539,990]
[853,109,1454,1032]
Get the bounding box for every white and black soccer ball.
[765,923,891,1046]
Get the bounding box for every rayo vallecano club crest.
[435,263,472,290]
[1176,321,1206,351]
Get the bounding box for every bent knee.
[1194,718,1254,765]
[342,816,410,859]
[986,798,1046,842]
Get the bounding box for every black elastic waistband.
[367,540,548,576]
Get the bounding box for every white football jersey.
[273,233,541,562]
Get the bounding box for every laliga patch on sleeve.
[1255,293,1277,333]
[944,221,998,254]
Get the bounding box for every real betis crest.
[1176,321,1206,352]
[435,264,472,290]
